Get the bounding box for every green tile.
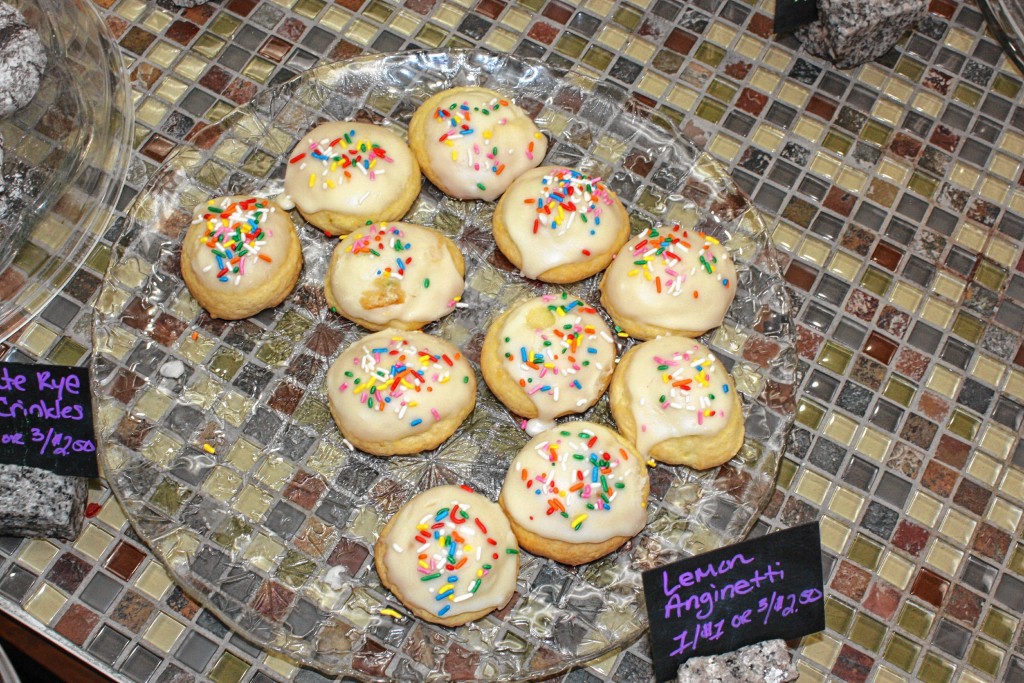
[276,311,312,341]
[695,98,726,123]
[968,639,1003,676]
[694,42,725,67]
[213,516,253,549]
[208,101,236,123]
[656,105,684,127]
[209,347,243,381]
[993,73,1022,99]
[364,0,393,22]
[209,14,241,37]
[209,651,249,683]
[583,46,614,71]
[518,0,544,11]
[778,458,798,489]
[898,602,934,638]
[948,408,980,440]
[796,398,825,429]
[819,341,853,374]
[918,653,953,683]
[193,34,226,59]
[860,266,892,297]
[637,187,666,213]
[952,312,984,343]
[48,338,88,366]
[883,633,921,672]
[895,57,925,81]
[1009,545,1024,574]
[825,597,855,635]
[849,535,883,569]
[277,550,317,589]
[86,244,112,274]
[294,0,328,18]
[555,33,587,58]
[953,83,982,107]
[851,613,886,652]
[708,78,738,103]
[255,338,293,366]
[975,260,1007,291]
[151,479,189,515]
[242,56,276,84]
[981,607,1018,644]
[242,150,276,178]
[862,120,892,146]
[908,171,938,198]
[416,24,446,47]
[822,130,853,156]
[882,376,916,407]
[13,243,48,275]
[293,397,332,430]
[198,159,230,188]
[613,6,641,29]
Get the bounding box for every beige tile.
[24,584,67,624]
[73,525,115,561]
[143,613,186,652]
[18,539,59,573]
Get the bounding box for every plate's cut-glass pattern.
[92,50,795,681]
[0,0,132,341]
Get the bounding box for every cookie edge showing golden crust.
[492,170,631,284]
[326,369,477,456]
[324,226,466,332]
[609,341,745,470]
[181,198,303,321]
[480,304,539,419]
[408,88,470,199]
[374,493,520,626]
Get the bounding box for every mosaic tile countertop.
[0,0,1022,682]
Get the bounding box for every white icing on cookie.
[621,337,736,457]
[326,222,464,327]
[420,88,546,200]
[602,224,737,334]
[283,121,417,220]
[325,330,475,445]
[495,294,616,420]
[499,166,626,279]
[378,485,519,621]
[501,422,647,544]
[187,196,293,288]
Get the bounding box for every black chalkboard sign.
[643,521,825,681]
[0,362,98,478]
[775,0,819,35]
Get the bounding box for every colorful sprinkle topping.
[625,224,731,298]
[433,96,542,192]
[290,128,393,193]
[336,336,470,428]
[501,293,614,409]
[194,197,274,285]
[526,168,612,240]
[347,223,414,281]
[398,493,517,617]
[516,428,632,531]
[648,343,729,427]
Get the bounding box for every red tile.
[785,261,818,291]
[973,523,1011,561]
[863,582,901,619]
[106,542,146,581]
[930,124,959,152]
[283,471,328,510]
[165,20,199,46]
[910,568,948,608]
[796,325,825,360]
[945,585,983,626]
[889,132,923,161]
[871,242,903,270]
[748,12,773,37]
[736,87,767,115]
[665,28,697,55]
[953,479,992,516]
[832,644,873,683]
[823,186,856,216]
[141,134,175,163]
[200,65,231,93]
[918,391,950,421]
[864,331,898,364]
[832,561,870,601]
[892,520,929,556]
[527,21,559,44]
[223,78,257,105]
[845,289,879,322]
[252,581,294,621]
[259,36,292,62]
[328,537,370,574]
[894,347,929,381]
[541,0,572,24]
[477,0,505,19]
[806,94,838,121]
[921,460,957,497]
[54,605,101,646]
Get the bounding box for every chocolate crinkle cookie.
[0,2,47,118]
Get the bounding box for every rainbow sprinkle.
[194,197,274,286]
[289,128,393,193]
[624,224,731,298]
[527,168,612,240]
[517,428,631,532]
[346,223,416,282]
[649,344,727,427]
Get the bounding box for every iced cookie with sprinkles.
[375,485,520,626]
[609,336,744,470]
[180,196,302,320]
[282,121,420,236]
[325,329,477,456]
[600,224,738,339]
[324,222,466,331]
[480,294,616,431]
[499,422,648,565]
[408,86,547,201]
[493,166,630,283]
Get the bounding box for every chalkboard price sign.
[643,521,825,681]
[0,362,98,478]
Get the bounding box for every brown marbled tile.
[120,26,156,55]
[268,382,303,416]
[183,4,216,23]
[832,561,871,601]
[900,414,938,450]
[877,306,911,337]
[887,442,923,478]
[823,187,856,216]
[223,78,258,105]
[105,542,145,581]
[911,568,949,608]
[252,581,294,621]
[278,17,307,39]
[892,520,930,556]
[743,335,782,368]
[327,537,369,574]
[763,488,785,518]
[851,355,886,390]
[796,324,825,360]
[259,36,292,62]
[294,519,337,558]
[863,581,901,619]
[972,523,1011,561]
[845,289,879,322]
[736,87,768,115]
[841,225,875,256]
[781,496,818,525]
[953,480,992,516]
[166,20,200,46]
[894,347,929,381]
[930,124,960,152]
[353,639,394,678]
[47,553,91,594]
[748,12,773,37]
[131,63,162,89]
[226,0,258,15]
[888,133,923,161]
[923,68,953,95]
[283,471,327,510]
[166,586,200,620]
[624,149,655,176]
[918,391,950,421]
[832,644,873,683]
[921,460,957,496]
[527,21,559,44]
[54,605,101,646]
[724,60,752,79]
[114,414,153,450]
[935,434,970,468]
[867,177,898,206]
[945,585,984,626]
[111,591,156,633]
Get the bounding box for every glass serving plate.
[0,0,132,342]
[977,0,1024,73]
[92,50,796,681]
